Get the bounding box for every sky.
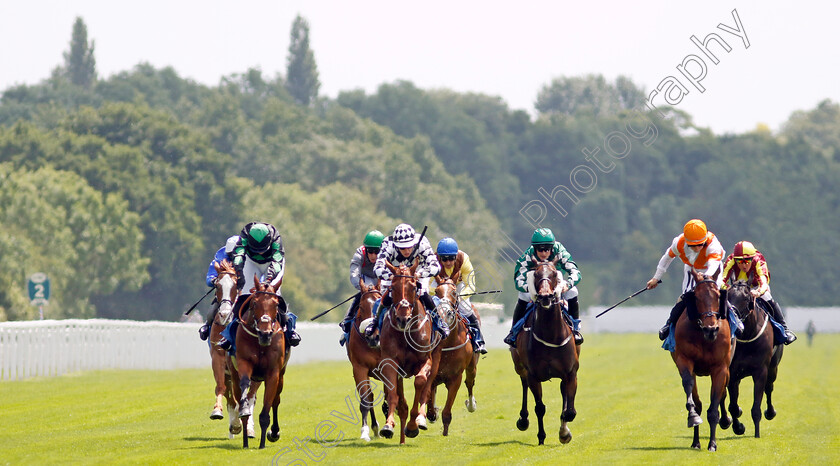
[1,1,839,135]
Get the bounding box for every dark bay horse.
[511,259,580,445]
[720,280,783,438]
[671,269,732,451]
[229,276,290,449]
[345,279,383,442]
[378,261,439,445]
[208,260,242,438]
[426,273,480,436]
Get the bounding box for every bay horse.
[671,269,732,451]
[511,258,580,445]
[229,275,290,449]
[207,260,243,438]
[378,261,439,445]
[426,273,479,436]
[345,279,383,442]
[720,280,783,438]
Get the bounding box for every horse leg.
[528,377,547,445]
[441,373,463,436]
[210,347,227,420]
[225,369,242,438]
[258,372,279,449]
[379,368,399,440]
[706,368,728,452]
[353,367,373,441]
[516,376,530,431]
[267,374,283,443]
[406,373,428,439]
[427,385,438,423]
[719,376,735,430]
[765,348,782,420]
[559,373,578,444]
[246,383,260,438]
[397,378,409,445]
[464,353,478,413]
[751,369,768,438]
[679,366,703,429]
[237,372,253,449]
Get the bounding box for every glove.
[236,274,245,289]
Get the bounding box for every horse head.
[691,269,722,341]
[434,274,460,326]
[533,258,561,310]
[727,280,753,321]
[247,274,282,347]
[358,279,382,321]
[214,259,239,327]
[385,261,419,331]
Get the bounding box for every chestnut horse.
[511,259,580,445]
[345,279,383,442]
[207,260,243,438]
[720,280,783,438]
[426,273,479,436]
[671,269,732,451]
[229,276,290,449]
[378,261,439,444]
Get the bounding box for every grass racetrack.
[2,334,838,465]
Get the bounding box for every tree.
[285,15,320,106]
[63,17,97,88]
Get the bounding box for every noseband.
[238,290,281,340]
[694,278,721,321]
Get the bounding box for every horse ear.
[214,261,222,273]
[410,261,419,275]
[253,273,261,290]
[451,270,461,284]
[552,256,560,266]
[690,269,702,283]
[385,262,396,273]
[711,266,721,282]
[360,280,368,293]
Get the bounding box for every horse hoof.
[516,418,529,431]
[379,425,394,439]
[267,431,280,443]
[405,427,420,438]
[691,442,701,450]
[372,424,380,438]
[733,421,746,436]
[719,416,732,429]
[708,443,717,452]
[416,414,428,430]
[465,397,477,413]
[764,408,776,420]
[210,408,224,420]
[230,422,243,436]
[688,414,703,428]
[559,429,572,444]
[427,408,438,423]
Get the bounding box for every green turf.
[1,334,838,465]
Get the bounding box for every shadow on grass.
[181,436,250,450]
[625,433,751,451]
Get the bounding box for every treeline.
[1,24,839,322]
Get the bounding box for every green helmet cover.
[364,230,385,248]
[531,228,555,245]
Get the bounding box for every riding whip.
[595,280,661,318]
[407,225,428,264]
[311,292,360,321]
[183,287,215,316]
[459,290,503,297]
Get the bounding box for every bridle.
[530,262,572,347]
[238,290,282,342]
[694,277,722,321]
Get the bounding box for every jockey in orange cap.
[721,241,796,344]
[646,219,728,341]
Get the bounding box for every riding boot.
[218,295,247,349]
[719,288,743,338]
[504,299,529,346]
[466,313,487,354]
[364,294,392,344]
[567,297,583,345]
[339,294,361,345]
[421,293,450,338]
[768,298,797,345]
[198,299,219,341]
[659,296,687,341]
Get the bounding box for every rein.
[238,290,281,338]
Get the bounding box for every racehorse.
[511,258,580,445]
[229,275,290,449]
[426,273,479,436]
[207,260,243,438]
[377,261,439,444]
[671,269,732,451]
[345,279,383,442]
[720,280,783,438]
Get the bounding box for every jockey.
[503,227,583,346]
[364,223,446,344]
[338,230,384,346]
[428,237,488,354]
[646,219,727,341]
[226,222,300,348]
[721,241,796,344]
[198,235,240,341]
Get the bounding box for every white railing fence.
[2,305,835,381]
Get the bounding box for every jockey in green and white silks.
[227,222,299,347]
[338,230,384,345]
[364,223,445,343]
[504,227,584,346]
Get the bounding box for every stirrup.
[573,331,584,345]
[784,330,797,345]
[218,337,232,351]
[474,342,488,354]
[288,331,301,347]
[658,324,670,341]
[198,324,210,341]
